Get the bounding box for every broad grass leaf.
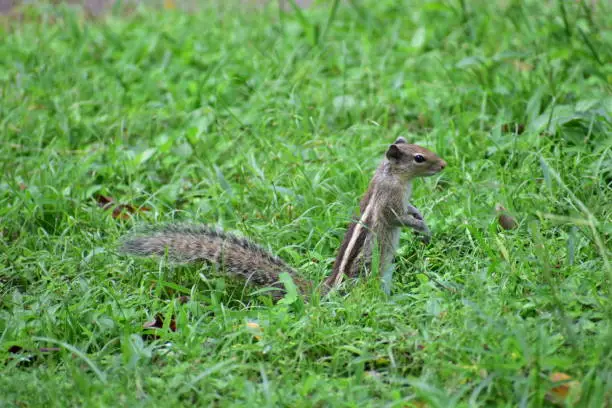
[278,272,298,305]
[411,27,426,49]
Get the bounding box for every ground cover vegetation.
[0,0,611,406]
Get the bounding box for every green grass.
[1,0,611,406]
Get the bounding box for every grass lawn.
[1,0,611,406]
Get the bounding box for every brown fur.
[121,224,312,299]
[325,138,446,287]
[120,138,446,299]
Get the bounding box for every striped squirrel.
[120,137,446,299]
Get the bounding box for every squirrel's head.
[385,137,446,180]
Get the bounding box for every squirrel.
[120,137,447,299]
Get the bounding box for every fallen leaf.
[8,345,23,353]
[142,314,177,340]
[95,194,114,209]
[498,214,518,230]
[495,204,518,230]
[111,203,149,220]
[246,321,263,340]
[143,316,163,329]
[501,123,525,134]
[6,345,62,367]
[8,346,61,354]
[512,60,534,72]
[547,372,580,405]
[94,194,150,219]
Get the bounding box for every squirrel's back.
[120,224,313,298]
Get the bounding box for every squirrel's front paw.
[406,204,424,221]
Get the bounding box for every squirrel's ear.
[393,136,407,144]
[386,144,403,160]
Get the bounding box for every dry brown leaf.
[501,123,525,134]
[498,214,518,230]
[177,296,190,305]
[143,313,177,339]
[547,372,580,405]
[6,345,62,367]
[111,203,150,220]
[512,60,534,72]
[163,0,176,10]
[495,204,518,230]
[95,194,150,219]
[95,194,114,209]
[8,345,23,353]
[8,346,61,354]
[246,321,263,340]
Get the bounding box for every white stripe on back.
[334,200,374,286]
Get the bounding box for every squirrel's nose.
[439,160,447,170]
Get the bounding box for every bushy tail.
[120,224,313,298]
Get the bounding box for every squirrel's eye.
[414,154,426,163]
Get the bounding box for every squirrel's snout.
[439,160,447,170]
